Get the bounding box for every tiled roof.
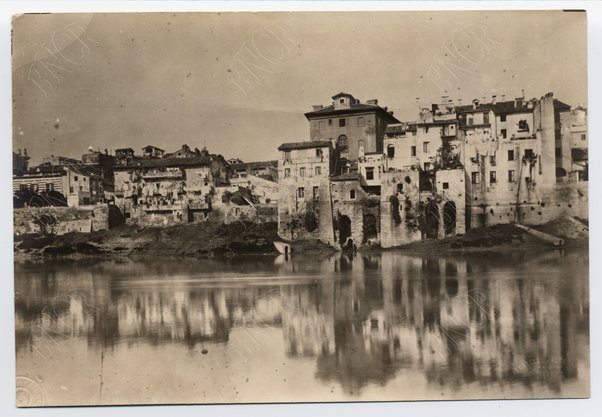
[385,123,417,135]
[278,141,332,151]
[113,156,213,170]
[330,172,360,182]
[229,160,278,170]
[304,103,400,123]
[455,100,535,115]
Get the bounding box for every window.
[284,168,290,178]
[313,186,319,199]
[483,112,490,124]
[349,190,356,200]
[581,133,586,141]
[442,182,449,190]
[74,175,79,181]
[489,155,496,165]
[357,117,365,127]
[284,151,291,161]
[468,116,474,126]
[297,187,305,198]
[411,146,416,157]
[501,129,507,139]
[508,170,516,182]
[339,118,346,127]
[518,120,529,132]
[471,172,480,184]
[338,135,348,153]
[340,98,345,104]
[508,150,515,161]
[79,185,83,191]
[387,144,395,158]
[69,186,74,193]
[328,119,332,126]
[500,114,507,122]
[315,148,323,158]
[315,166,321,176]
[83,177,86,182]
[490,171,497,183]
[318,121,325,130]
[365,167,375,180]
[299,167,305,177]
[524,149,534,159]
[423,142,429,153]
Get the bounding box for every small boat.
[273,237,293,255]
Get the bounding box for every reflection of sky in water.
[14,249,589,405]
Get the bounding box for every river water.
[14,249,589,406]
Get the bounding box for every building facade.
[304,92,400,162]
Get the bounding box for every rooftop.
[114,156,213,170]
[330,172,361,182]
[278,141,332,151]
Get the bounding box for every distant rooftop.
[278,141,332,151]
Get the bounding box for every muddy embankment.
[14,221,284,259]
[14,217,587,259]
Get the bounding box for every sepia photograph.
[10,7,590,408]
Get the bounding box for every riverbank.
[14,217,587,259]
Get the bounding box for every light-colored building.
[277,140,334,241]
[113,153,229,225]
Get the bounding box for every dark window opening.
[339,118,346,127]
[338,135,348,153]
[387,145,395,158]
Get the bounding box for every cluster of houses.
[13,90,588,246]
[13,143,280,227]
[277,92,588,248]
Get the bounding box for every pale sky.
[12,11,587,165]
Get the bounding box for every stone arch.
[362,213,378,243]
[443,201,457,236]
[424,199,439,239]
[338,215,352,245]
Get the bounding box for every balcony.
[143,203,183,212]
[142,169,182,179]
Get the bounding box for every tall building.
[304,92,400,162]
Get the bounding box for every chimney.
[312,105,323,111]
[492,95,497,105]
[472,99,479,109]
[501,94,506,102]
[367,99,378,105]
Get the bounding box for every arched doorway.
[362,213,378,243]
[424,199,439,239]
[443,201,457,236]
[338,215,352,245]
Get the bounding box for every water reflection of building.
[15,252,587,397]
[279,251,586,395]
